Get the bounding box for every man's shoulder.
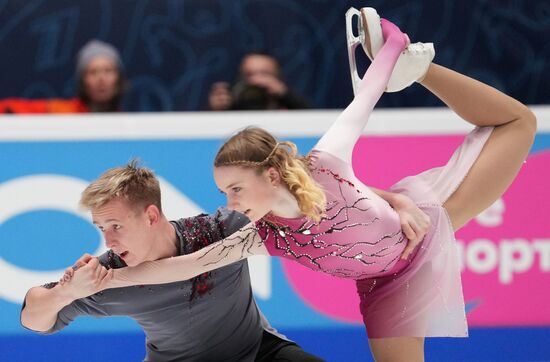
[172,208,248,232]
[172,208,249,254]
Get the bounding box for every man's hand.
[58,254,112,300]
[247,74,288,97]
[370,188,431,259]
[391,194,431,259]
[59,253,94,284]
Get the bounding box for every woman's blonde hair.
[214,127,326,221]
[80,159,162,213]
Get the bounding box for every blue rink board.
[1,327,549,361]
[2,133,549,360]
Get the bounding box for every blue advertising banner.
[1,109,549,361]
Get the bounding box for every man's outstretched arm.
[21,255,110,332]
[21,284,75,332]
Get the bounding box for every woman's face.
[82,56,119,104]
[214,165,277,221]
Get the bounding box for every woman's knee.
[507,106,537,143]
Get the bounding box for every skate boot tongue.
[386,42,435,93]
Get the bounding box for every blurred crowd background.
[1,0,548,112]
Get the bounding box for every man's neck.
[151,218,180,260]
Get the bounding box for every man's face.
[82,56,119,104]
[92,197,154,266]
[240,55,279,82]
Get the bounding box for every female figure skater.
[94,11,535,362]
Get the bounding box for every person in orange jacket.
[1,40,127,114]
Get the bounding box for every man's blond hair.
[80,159,162,212]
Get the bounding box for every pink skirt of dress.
[356,126,494,338]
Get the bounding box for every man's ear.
[145,204,161,226]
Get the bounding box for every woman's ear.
[266,167,281,186]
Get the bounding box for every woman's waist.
[281,232,407,279]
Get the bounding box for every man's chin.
[122,257,149,267]
[118,251,139,266]
[123,259,143,267]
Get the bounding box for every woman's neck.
[269,187,303,219]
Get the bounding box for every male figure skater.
[21,161,323,361]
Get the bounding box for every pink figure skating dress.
[255,20,493,338]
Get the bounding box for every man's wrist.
[387,192,407,209]
[373,188,397,205]
[52,283,78,306]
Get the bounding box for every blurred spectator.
[208,52,310,111]
[0,40,127,114]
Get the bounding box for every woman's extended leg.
[420,64,537,230]
[368,40,536,362]
[314,19,408,164]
